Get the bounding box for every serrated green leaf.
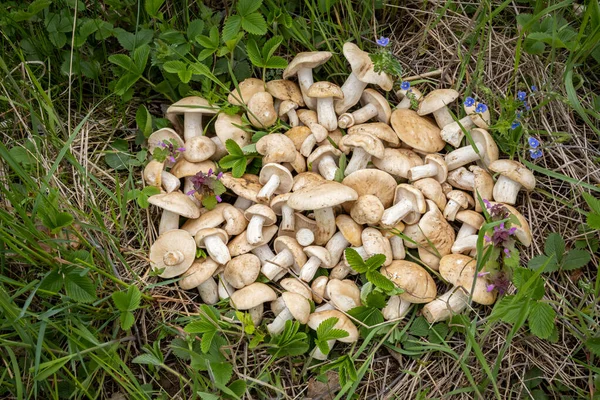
[209,361,233,386]
[228,380,247,398]
[231,159,247,178]
[222,15,242,42]
[262,35,282,61]
[512,267,545,299]
[212,180,227,196]
[316,317,338,338]
[490,295,529,324]
[528,254,558,273]
[585,337,600,357]
[201,330,216,354]
[144,0,165,18]
[264,56,288,69]
[582,192,600,214]
[202,195,218,210]
[64,270,96,303]
[187,19,205,40]
[237,0,262,16]
[364,254,386,270]
[523,38,546,55]
[245,39,264,68]
[113,73,140,96]
[40,270,64,293]
[528,301,555,339]
[241,13,267,35]
[366,270,394,292]
[112,285,142,312]
[163,60,187,74]
[120,311,135,330]
[587,214,600,230]
[409,316,430,337]
[132,353,162,366]
[562,249,591,271]
[544,233,565,263]
[219,155,242,169]
[108,54,138,74]
[198,392,220,400]
[364,291,386,309]
[178,69,193,84]
[136,105,153,138]
[344,248,367,273]
[225,139,244,156]
[133,44,150,73]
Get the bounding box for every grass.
[1,0,599,399]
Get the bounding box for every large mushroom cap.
[307,81,344,99]
[148,192,201,219]
[326,279,361,311]
[417,89,459,116]
[342,42,393,90]
[391,109,445,153]
[149,229,197,278]
[456,210,485,230]
[215,113,251,148]
[179,258,220,289]
[230,282,277,310]
[280,278,313,300]
[335,214,363,247]
[292,172,326,191]
[224,254,261,289]
[227,78,265,106]
[489,160,536,190]
[418,200,456,262]
[256,134,297,164]
[339,133,385,159]
[288,182,358,211]
[492,202,532,247]
[348,122,399,147]
[282,292,311,324]
[266,79,305,106]
[283,51,333,79]
[413,178,447,211]
[361,227,393,266]
[304,245,333,268]
[372,148,423,179]
[184,136,216,162]
[382,260,437,303]
[360,89,392,124]
[247,92,277,128]
[307,310,359,343]
[439,254,497,305]
[170,159,217,179]
[167,96,218,115]
[220,173,262,203]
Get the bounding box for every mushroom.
[257,163,294,204]
[319,279,361,312]
[143,160,180,193]
[443,190,474,221]
[350,195,384,225]
[347,122,399,148]
[451,235,480,255]
[334,43,393,115]
[380,184,426,227]
[167,96,218,140]
[227,78,265,106]
[195,228,231,265]
[292,171,325,192]
[280,278,313,300]
[338,89,392,129]
[339,133,385,176]
[342,169,398,213]
[296,228,315,246]
[223,205,247,236]
[300,246,332,282]
[271,193,295,232]
[384,222,406,260]
[455,210,485,240]
[283,150,307,174]
[488,160,536,205]
[422,255,496,323]
[311,276,329,303]
[407,154,448,183]
[267,292,311,335]
[444,128,498,171]
[416,89,460,128]
[215,113,251,149]
[372,148,423,180]
[170,159,216,180]
[361,227,393,266]
[278,101,299,126]
[184,136,216,162]
[149,229,197,278]
[247,92,277,128]
[223,254,261,289]
[390,109,445,154]
[256,134,297,164]
[412,178,447,212]
[267,80,305,127]
[285,126,313,151]
[307,82,344,131]
[490,202,532,247]
[440,100,491,147]
[307,310,359,360]
[147,128,185,167]
[297,110,329,157]
[469,166,494,212]
[382,260,437,319]
[283,51,333,110]
[244,204,277,245]
[396,87,423,109]
[217,272,236,300]
[324,215,363,267]
[262,236,307,281]
[148,192,201,234]
[179,258,220,304]
[230,282,278,325]
[306,145,342,181]
[417,200,456,270]
[447,167,475,191]
[181,203,229,235]
[220,173,262,206]
[288,181,358,245]
[227,225,278,258]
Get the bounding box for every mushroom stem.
[382,296,412,320]
[296,228,315,246]
[443,200,462,221]
[314,303,335,312]
[492,175,522,205]
[335,73,368,115]
[337,113,354,129]
[218,274,236,300]
[266,307,293,335]
[330,262,352,280]
[316,155,338,181]
[249,304,263,326]
[451,235,479,254]
[316,98,338,131]
[297,68,318,110]
[326,231,350,266]
[313,207,336,245]
[397,96,412,109]
[389,235,406,260]
[287,109,300,127]
[163,250,185,266]
[271,296,286,316]
[280,204,296,232]
[197,277,219,304]
[381,198,414,227]
[457,224,477,240]
[204,235,231,265]
[300,256,323,282]
[311,340,337,360]
[344,147,372,176]
[159,210,180,234]
[432,107,454,128]
[408,163,440,181]
[262,249,293,280]
[441,117,475,147]
[183,113,203,141]
[247,215,267,244]
[257,174,281,203]
[251,245,276,265]
[233,197,253,210]
[161,171,180,192]
[445,142,484,171]
[422,288,469,323]
[300,134,317,157]
[339,103,379,129]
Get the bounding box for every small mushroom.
[143,160,180,193]
[307,82,344,131]
[451,235,480,255]
[257,163,294,204]
[372,148,423,180]
[267,292,311,335]
[227,225,278,257]
[416,89,460,128]
[350,195,384,225]
[390,109,445,154]
[447,167,475,191]
[179,258,220,304]
[256,134,297,164]
[382,260,437,319]
[440,100,491,147]
[279,101,299,126]
[244,204,277,245]
[223,205,247,236]
[455,210,485,240]
[149,229,196,278]
[489,160,536,205]
[307,310,359,360]
[170,159,216,179]
[469,166,495,212]
[384,223,406,260]
[396,87,423,109]
[195,228,231,265]
[342,169,397,211]
[247,92,277,128]
[307,145,342,181]
[297,110,329,156]
[417,200,456,270]
[444,128,499,171]
[311,276,329,303]
[181,203,230,236]
[220,173,262,205]
[184,136,216,162]
[167,96,218,140]
[148,192,201,234]
[230,282,277,324]
[300,246,332,282]
[296,228,315,246]
[339,133,385,176]
[380,184,426,227]
[262,236,307,281]
[283,52,333,110]
[215,113,251,149]
[280,277,313,300]
[338,89,391,129]
[407,154,448,183]
[227,78,265,106]
[147,128,185,167]
[412,178,447,211]
[224,254,261,289]
[270,193,295,232]
[347,122,399,147]
[362,227,393,267]
[321,279,361,312]
[443,190,474,221]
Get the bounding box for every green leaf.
[108,54,139,74]
[222,15,242,42]
[105,139,132,170]
[133,44,150,74]
[347,306,383,336]
[562,249,591,271]
[113,28,154,51]
[132,353,162,366]
[231,159,247,178]
[241,13,267,35]
[528,301,555,339]
[201,330,217,354]
[264,56,288,69]
[136,105,153,138]
[202,195,218,210]
[64,270,96,303]
[366,270,394,292]
[585,337,600,357]
[582,192,600,214]
[512,267,545,300]
[187,19,205,40]
[528,254,558,273]
[364,291,386,309]
[316,317,349,342]
[587,214,600,230]
[225,139,244,156]
[262,35,282,61]
[219,155,243,169]
[490,295,529,324]
[209,361,233,386]
[523,38,546,55]
[198,393,220,400]
[544,233,565,263]
[344,248,367,273]
[34,357,70,381]
[409,316,430,337]
[112,285,142,312]
[40,270,64,293]
[245,39,264,68]
[113,73,140,96]
[163,60,187,74]
[178,68,193,84]
[364,254,386,271]
[237,0,262,16]
[227,380,247,398]
[144,0,165,18]
[120,311,135,330]
[516,13,533,27]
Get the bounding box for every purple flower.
[477,271,490,278]
[486,284,495,292]
[475,103,488,113]
[511,121,520,130]
[464,97,475,107]
[528,137,540,148]
[517,91,527,101]
[215,195,222,203]
[484,235,491,243]
[168,156,176,163]
[400,81,410,91]
[492,273,510,295]
[531,85,537,92]
[490,222,517,247]
[530,149,543,159]
[484,200,509,219]
[186,190,196,196]
[177,147,186,152]
[207,168,213,176]
[376,36,390,47]
[504,248,511,257]
[159,141,167,148]
[217,172,223,180]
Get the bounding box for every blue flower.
[475,103,488,113]
[400,81,410,91]
[516,111,522,119]
[531,85,537,92]
[528,137,540,148]
[517,91,527,101]
[523,101,531,111]
[529,149,543,159]
[511,121,521,130]
[464,97,475,107]
[376,36,390,47]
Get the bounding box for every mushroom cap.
[469,128,499,167]
[335,214,363,247]
[279,100,298,116]
[167,96,218,115]
[418,200,455,258]
[361,227,392,266]
[244,204,277,225]
[393,184,427,224]
[424,154,449,183]
[148,192,201,219]
[270,193,292,215]
[456,210,485,230]
[412,178,447,211]
[307,81,344,99]
[372,148,423,179]
[391,109,445,153]
[307,310,359,343]
[288,181,358,211]
[228,225,278,257]
[492,202,532,247]
[403,223,426,248]
[227,78,265,106]
[147,128,184,155]
[360,89,392,124]
[447,167,475,191]
[179,258,220,289]
[184,136,216,162]
[215,113,251,148]
[342,42,393,90]
[149,229,197,278]
[488,160,536,190]
[220,173,262,203]
[230,282,278,310]
[281,292,311,323]
[266,79,305,105]
[292,172,325,191]
[342,169,397,211]
[447,190,473,209]
[339,133,385,159]
[307,145,342,172]
[143,159,164,187]
[283,51,332,79]
[439,254,497,305]
[285,126,313,151]
[304,245,333,267]
[320,129,344,147]
[170,159,217,179]
[351,195,384,225]
[311,276,329,303]
[224,254,261,289]
[464,101,491,129]
[274,236,308,268]
[326,279,361,311]
[348,122,399,147]
[259,163,294,195]
[280,278,313,300]
[469,165,495,207]
[247,92,277,128]
[382,260,437,303]
[417,89,459,116]
[223,205,247,236]
[256,134,297,164]
[181,203,230,235]
[195,228,229,247]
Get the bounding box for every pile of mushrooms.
[144,42,534,359]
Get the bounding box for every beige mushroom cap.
[307,81,344,99]
[281,292,311,324]
[224,254,261,289]
[149,229,197,278]
[228,225,279,257]
[311,276,329,303]
[335,214,363,247]
[143,159,164,187]
[439,254,497,305]
[351,195,384,225]
[223,205,247,236]
[279,100,298,117]
[244,204,277,225]
[418,200,456,263]
[489,160,536,190]
[391,109,445,153]
[283,51,333,79]
[447,190,474,209]
[292,172,326,192]
[304,245,333,268]
[392,184,427,224]
[181,203,230,236]
[274,236,308,269]
[184,136,216,162]
[227,78,265,106]
[306,145,342,172]
[343,42,393,90]
[285,126,313,151]
[409,154,448,183]
[360,89,392,124]
[270,193,292,215]
[456,210,485,230]
[147,128,184,155]
[256,134,297,164]
[469,165,495,211]
[492,202,532,247]
[417,89,459,116]
[308,310,359,343]
[230,282,278,310]
[220,173,262,203]
[348,122,399,147]
[464,101,491,129]
[361,227,393,266]
[167,96,218,115]
[280,278,313,300]
[339,133,385,159]
[170,159,217,179]
[288,181,358,211]
[259,164,294,194]
[382,260,437,303]
[326,279,361,311]
[266,79,305,106]
[215,113,251,148]
[195,228,229,247]
[148,192,201,219]
[412,178,447,211]
[247,91,277,128]
[179,258,220,290]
